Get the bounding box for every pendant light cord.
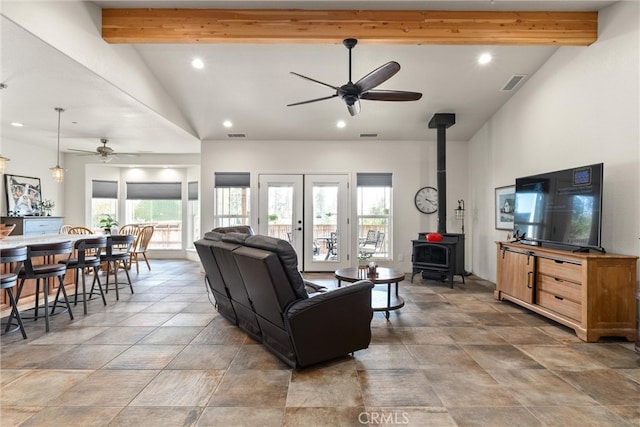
[55,107,64,166]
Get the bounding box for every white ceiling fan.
[69,138,137,163]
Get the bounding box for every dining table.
[0,233,100,312]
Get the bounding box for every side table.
[335,267,405,320]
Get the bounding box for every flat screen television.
[513,163,604,252]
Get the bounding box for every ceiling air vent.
[227,133,247,139]
[359,133,378,138]
[501,74,527,92]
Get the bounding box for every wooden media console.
[495,241,638,342]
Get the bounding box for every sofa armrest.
[304,279,327,294]
[285,280,374,367]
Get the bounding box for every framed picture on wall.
[4,174,42,216]
[495,185,515,230]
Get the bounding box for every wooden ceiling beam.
[102,9,598,46]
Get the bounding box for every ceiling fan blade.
[361,90,423,101]
[69,148,97,154]
[347,100,361,116]
[290,72,339,90]
[287,94,338,107]
[355,61,400,93]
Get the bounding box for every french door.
[258,174,350,272]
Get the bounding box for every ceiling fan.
[287,38,422,116]
[69,138,137,163]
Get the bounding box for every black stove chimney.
[428,113,456,234]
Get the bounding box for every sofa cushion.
[244,234,308,300]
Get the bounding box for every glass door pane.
[258,175,304,263]
[304,174,350,271]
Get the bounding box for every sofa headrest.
[203,231,223,241]
[221,232,251,245]
[212,226,255,235]
[244,234,308,299]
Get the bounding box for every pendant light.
[50,107,65,183]
[0,155,9,174]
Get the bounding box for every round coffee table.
[335,267,405,320]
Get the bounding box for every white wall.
[468,0,640,282]
[1,0,195,138]
[200,138,468,272]
[1,137,64,217]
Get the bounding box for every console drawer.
[537,274,582,302]
[23,218,63,235]
[537,257,582,283]
[537,289,582,321]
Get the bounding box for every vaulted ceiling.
[0,1,616,159]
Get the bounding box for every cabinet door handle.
[554,295,564,301]
[527,271,533,289]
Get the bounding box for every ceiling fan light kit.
[288,38,422,116]
[69,137,137,162]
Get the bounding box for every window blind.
[188,181,198,200]
[92,180,118,199]
[356,173,392,187]
[126,182,182,200]
[214,172,250,187]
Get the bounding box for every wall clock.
[414,186,438,214]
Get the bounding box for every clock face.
[414,186,438,214]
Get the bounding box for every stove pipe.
[428,113,456,234]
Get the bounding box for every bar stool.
[1,246,28,339]
[58,236,108,315]
[13,241,74,332]
[101,234,135,300]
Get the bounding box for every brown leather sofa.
[195,228,374,368]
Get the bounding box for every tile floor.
[1,259,638,426]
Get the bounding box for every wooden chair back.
[118,224,140,236]
[59,225,74,234]
[67,226,94,235]
[135,225,154,252]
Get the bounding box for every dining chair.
[129,225,154,274]
[1,246,28,339]
[13,241,74,332]
[101,234,135,300]
[67,226,94,235]
[59,224,74,234]
[118,223,139,236]
[57,236,108,315]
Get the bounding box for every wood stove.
[411,233,465,286]
[411,113,466,287]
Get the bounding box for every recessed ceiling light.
[10,122,23,127]
[336,120,346,128]
[478,53,492,65]
[191,58,204,69]
[223,120,233,128]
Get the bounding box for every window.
[188,181,200,248]
[214,172,250,227]
[356,173,392,260]
[126,182,182,249]
[91,180,118,232]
